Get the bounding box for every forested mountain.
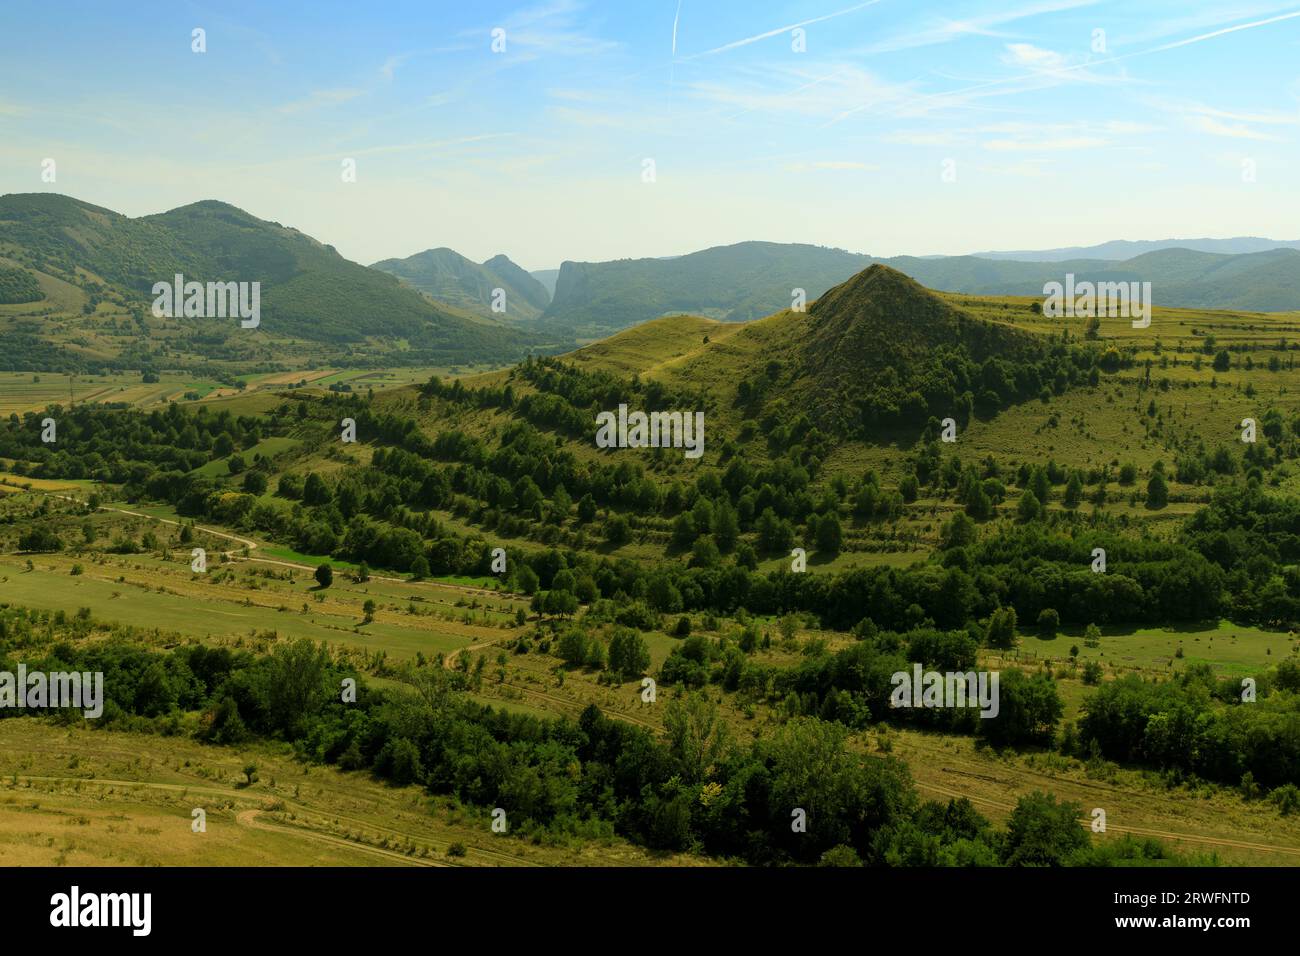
[541,241,872,337]
[371,246,551,321]
[0,193,551,368]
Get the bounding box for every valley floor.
[3,490,1298,865]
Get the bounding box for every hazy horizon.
[12,187,1300,276]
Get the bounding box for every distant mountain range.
[527,241,1300,337]
[370,247,551,321]
[8,190,1300,375]
[971,237,1300,261]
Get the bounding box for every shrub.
[1037,608,1060,639]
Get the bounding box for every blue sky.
[2,0,1299,270]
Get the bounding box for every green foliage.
[608,628,651,680]
[1270,783,1300,816]
[18,526,63,552]
[0,266,44,304]
[1080,669,1300,790]
[985,607,1018,649]
[1003,792,1089,866]
[1037,607,1060,639]
[1146,470,1169,509]
[981,671,1064,748]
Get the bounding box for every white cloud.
[1100,120,1162,135]
[277,89,365,114]
[1190,115,1285,140]
[978,159,1054,177]
[379,55,411,81]
[465,0,620,57]
[1001,43,1068,71]
[544,104,677,134]
[546,88,608,102]
[783,160,877,171]
[983,135,1108,151]
[1147,97,1296,140]
[845,6,1300,128]
[690,64,917,120]
[881,131,958,146]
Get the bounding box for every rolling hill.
[555,263,1048,439]
[370,247,551,321]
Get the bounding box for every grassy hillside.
[552,265,1069,443]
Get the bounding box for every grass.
[999,620,1298,679]
[190,436,302,478]
[0,720,704,867]
[0,371,199,415]
[0,552,517,662]
[886,724,1300,866]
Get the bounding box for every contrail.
[672,0,681,56]
[1145,8,1300,54]
[828,6,1300,125]
[679,0,883,60]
